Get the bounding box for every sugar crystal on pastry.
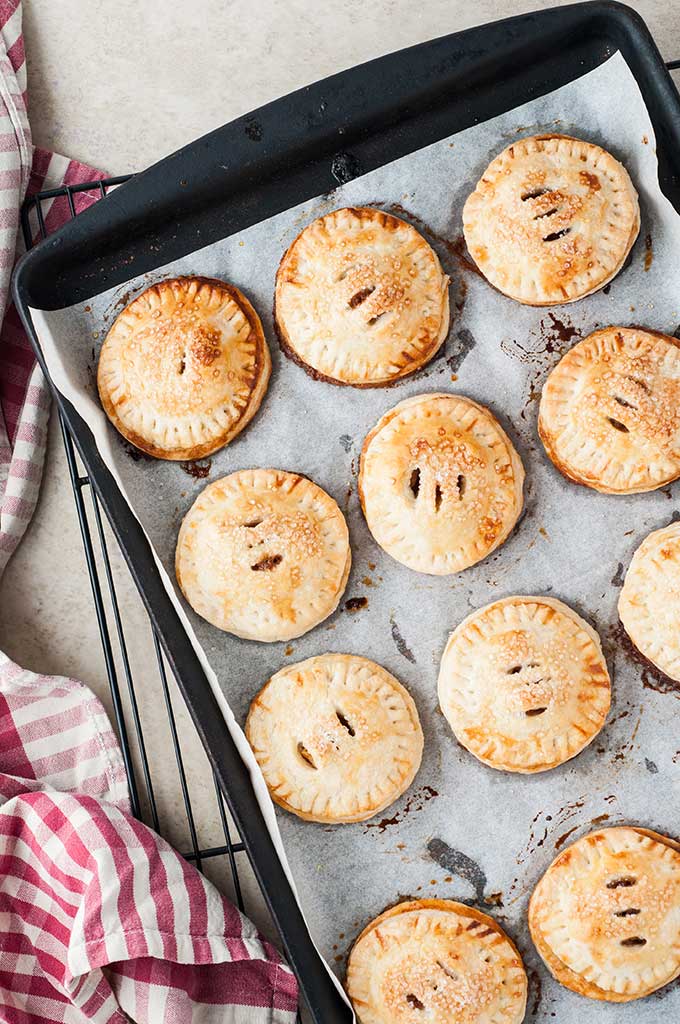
[358,392,524,574]
[275,206,450,386]
[529,826,680,1001]
[539,326,680,493]
[463,134,639,305]
[347,899,527,1023]
[246,653,423,823]
[438,595,611,773]
[97,275,271,459]
[175,469,350,642]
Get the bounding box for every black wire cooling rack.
[18,52,680,1009]
[19,176,283,962]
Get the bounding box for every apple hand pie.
[358,393,524,575]
[618,520,680,682]
[438,596,611,772]
[530,826,680,1001]
[175,469,350,642]
[275,206,450,386]
[539,327,680,493]
[347,899,527,1023]
[245,654,423,823]
[463,134,639,305]
[97,276,270,459]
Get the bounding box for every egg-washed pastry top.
[438,595,611,773]
[618,520,680,682]
[175,469,350,642]
[539,327,680,494]
[97,276,270,460]
[347,898,527,1024]
[246,653,423,823]
[529,826,680,1002]
[358,393,524,575]
[275,206,450,386]
[463,134,639,306]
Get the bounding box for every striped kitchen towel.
[0,654,299,1023]
[0,3,299,1021]
[0,0,109,575]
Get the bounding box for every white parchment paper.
[31,53,680,1020]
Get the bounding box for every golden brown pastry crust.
[529,826,680,1002]
[463,134,639,306]
[245,653,423,823]
[358,393,524,575]
[97,276,271,460]
[175,469,350,642]
[347,898,527,1024]
[438,596,611,773]
[618,520,680,681]
[539,327,680,494]
[275,206,450,386]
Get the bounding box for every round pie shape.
[175,469,350,642]
[245,654,423,823]
[275,206,450,386]
[539,327,680,494]
[97,276,271,460]
[529,826,680,1002]
[347,899,527,1024]
[463,134,639,306]
[618,520,680,682]
[438,596,611,773]
[358,393,524,575]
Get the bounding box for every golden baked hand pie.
[358,393,524,575]
[438,596,610,773]
[175,469,350,642]
[618,520,680,682]
[347,899,527,1024]
[463,134,639,305]
[245,653,423,823]
[539,327,680,494]
[275,206,450,386]
[529,826,680,1002]
[97,276,271,460]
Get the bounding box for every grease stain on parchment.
[364,785,438,834]
[501,313,582,424]
[426,838,500,907]
[609,621,680,698]
[390,616,416,663]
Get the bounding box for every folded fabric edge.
[68,930,299,1013]
[0,650,131,810]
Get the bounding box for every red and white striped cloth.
[0,657,298,1023]
[0,3,299,1021]
[0,0,108,574]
